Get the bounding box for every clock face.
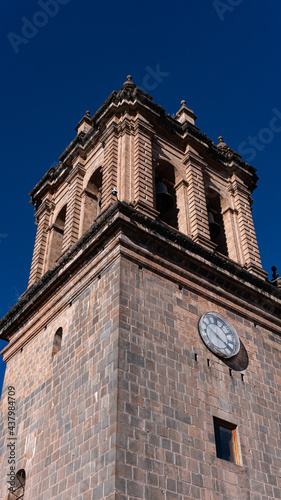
[198,312,240,358]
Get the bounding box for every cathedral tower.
[1,76,281,499]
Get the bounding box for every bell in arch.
[208,210,221,239]
[155,180,175,213]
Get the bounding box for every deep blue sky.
[1,0,281,391]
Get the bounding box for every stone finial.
[175,100,197,125]
[121,75,136,89]
[75,110,92,135]
[217,136,228,149]
[271,266,281,288]
[272,266,279,280]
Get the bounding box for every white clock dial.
[198,312,240,358]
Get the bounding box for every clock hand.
[209,325,229,348]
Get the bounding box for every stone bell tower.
[1,76,281,500]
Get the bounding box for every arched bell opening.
[154,161,178,230]
[49,204,67,267]
[206,189,228,256]
[87,168,102,217]
[82,167,102,232]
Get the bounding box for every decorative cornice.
[65,163,86,184]
[221,206,239,216]
[183,150,208,170]
[34,200,55,219]
[99,121,119,144]
[29,83,259,210]
[174,179,189,190]
[1,202,280,340]
[231,178,251,197]
[29,162,71,209]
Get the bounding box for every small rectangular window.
[213,418,240,464]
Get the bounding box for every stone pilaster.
[221,206,242,263]
[183,150,215,250]
[100,123,119,211]
[46,217,65,270]
[174,179,190,236]
[232,179,267,278]
[118,118,134,204]
[221,186,244,265]
[28,200,54,287]
[134,119,158,218]
[62,164,85,254]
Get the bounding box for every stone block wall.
[1,245,280,499]
[0,260,120,500]
[116,257,281,500]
